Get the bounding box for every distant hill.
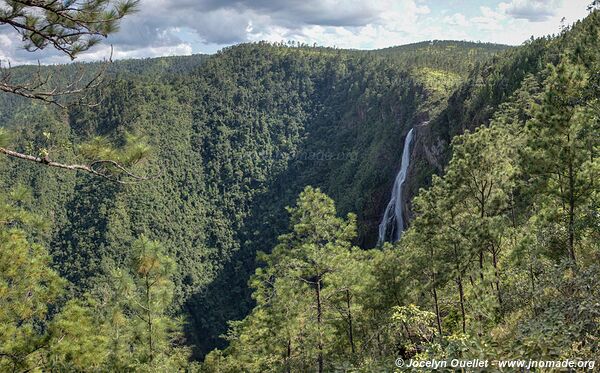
[372,40,510,76]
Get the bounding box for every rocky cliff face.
[401,119,446,227]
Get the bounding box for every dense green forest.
[0,8,599,372]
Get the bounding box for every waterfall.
[377,128,415,245]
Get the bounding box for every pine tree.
[46,299,110,370]
[93,236,193,371]
[204,186,360,372]
[0,189,64,371]
[526,59,599,262]
[446,122,520,310]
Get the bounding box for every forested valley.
[0,7,599,373]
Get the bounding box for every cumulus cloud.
[443,13,469,27]
[1,0,436,64]
[114,0,390,48]
[0,0,592,65]
[499,0,562,22]
[85,43,193,61]
[471,6,506,31]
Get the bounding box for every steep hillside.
[0,41,506,356]
[405,11,600,222]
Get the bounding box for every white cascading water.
[377,128,415,245]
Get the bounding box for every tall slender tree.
[526,59,599,262]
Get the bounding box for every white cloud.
[471,6,506,31]
[244,0,434,49]
[499,0,562,22]
[482,0,589,44]
[444,13,469,27]
[0,0,594,65]
[78,43,194,62]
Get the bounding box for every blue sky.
[0,0,593,64]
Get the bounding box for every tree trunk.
[480,195,485,283]
[510,191,517,228]
[145,275,154,362]
[432,274,443,336]
[457,276,466,334]
[429,244,443,337]
[479,251,484,283]
[567,160,576,262]
[452,243,466,334]
[492,249,502,309]
[345,289,356,355]
[315,277,324,373]
[286,339,292,373]
[526,241,538,315]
